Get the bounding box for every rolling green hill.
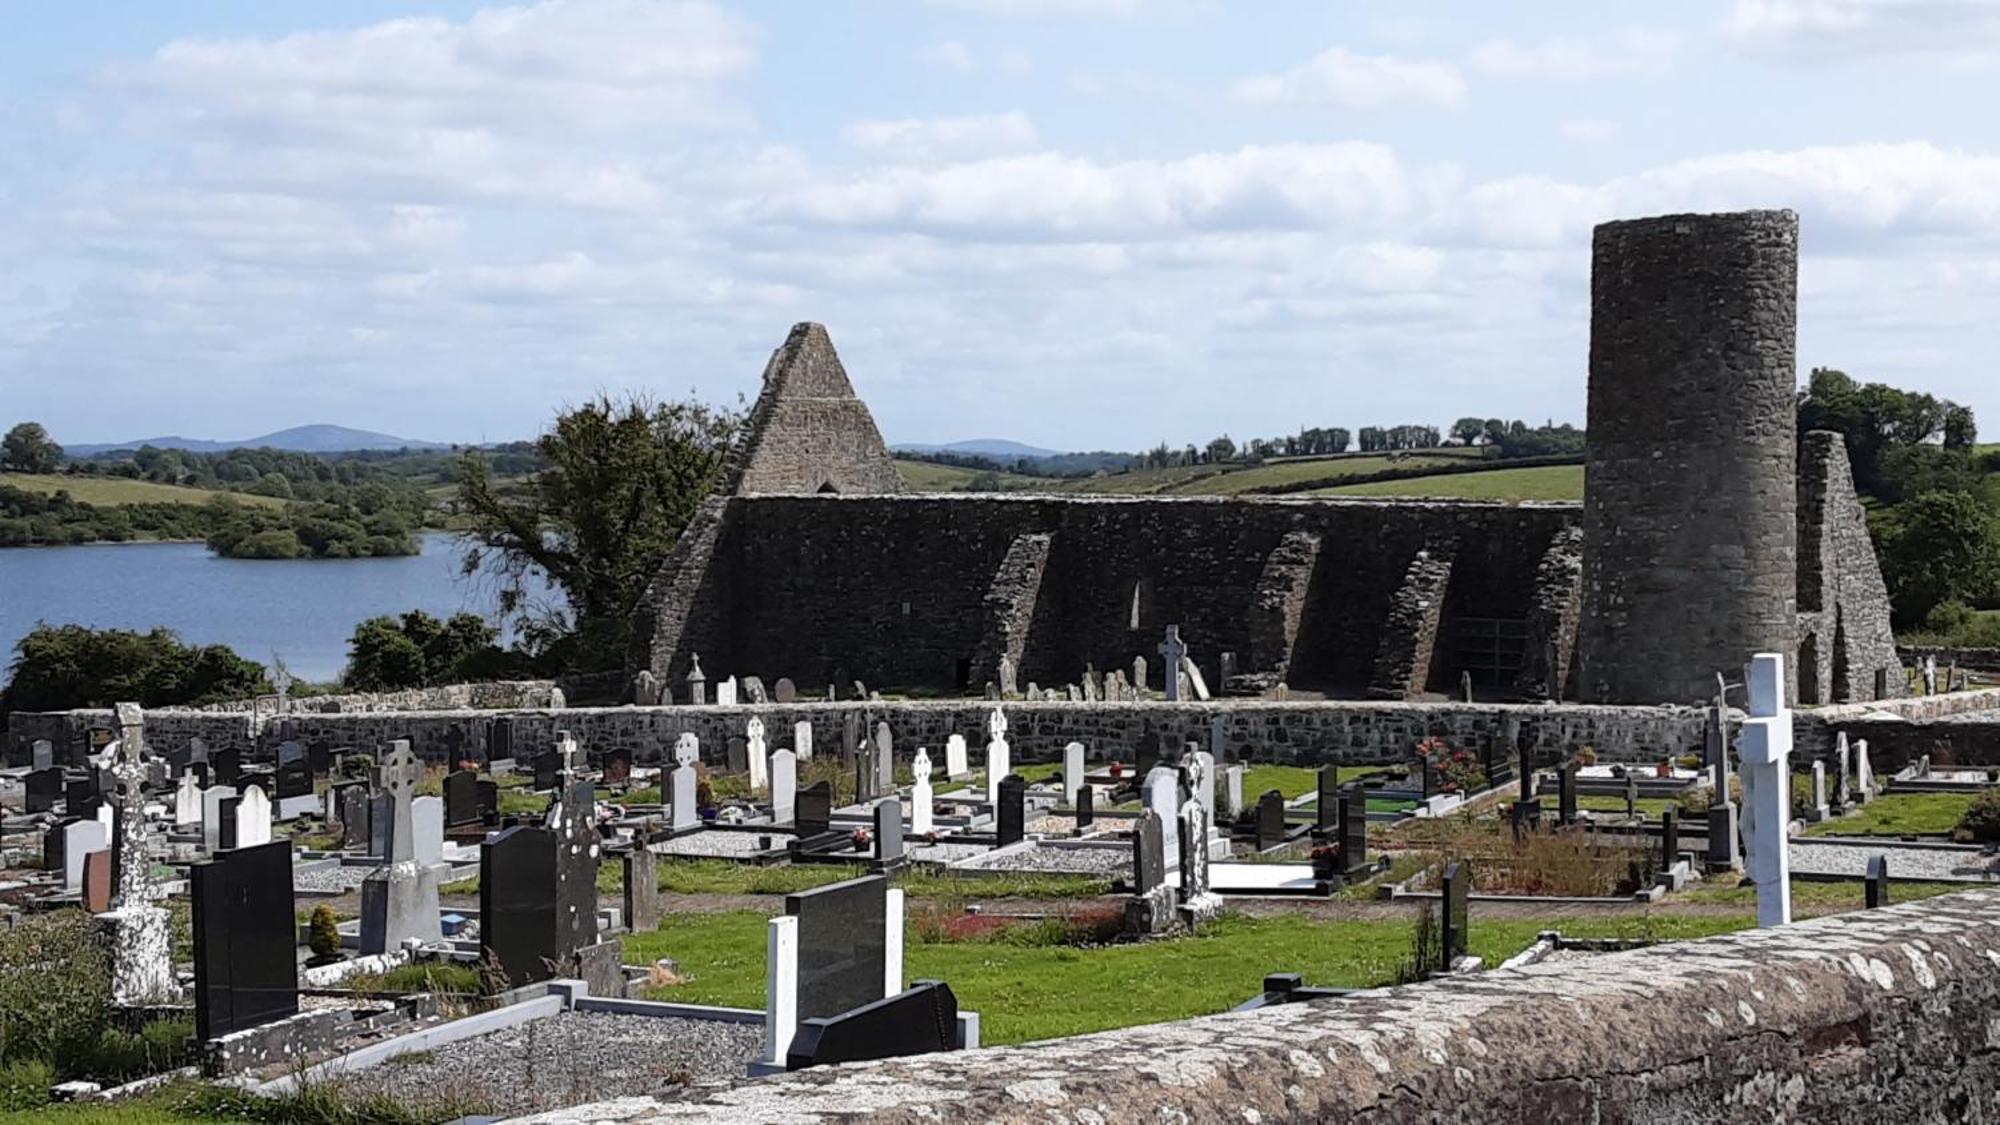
[893,460,1044,492]
[1312,464,1584,502]
[0,472,286,509]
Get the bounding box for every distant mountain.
[66,424,449,457]
[893,438,1064,460]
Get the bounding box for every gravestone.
[1135,726,1160,780]
[909,749,932,835]
[602,748,633,789]
[102,703,176,1005]
[1339,784,1368,874]
[633,670,662,707]
[775,678,798,704]
[82,849,114,913]
[201,786,238,853]
[368,793,395,858]
[874,722,894,795]
[1219,764,1245,822]
[873,798,905,869]
[1623,773,1638,820]
[786,875,890,1022]
[534,752,561,792]
[1158,627,1187,702]
[944,734,969,780]
[1316,765,1340,834]
[1190,750,1216,822]
[445,770,480,827]
[548,778,603,967]
[771,748,799,825]
[1833,735,1852,812]
[716,676,738,706]
[490,717,515,763]
[998,654,1018,698]
[175,773,202,828]
[1856,739,1876,802]
[744,676,768,705]
[66,776,97,819]
[480,825,559,987]
[1256,789,1287,850]
[476,779,499,823]
[1439,860,1469,971]
[307,742,332,777]
[1737,653,1795,927]
[1865,854,1890,909]
[191,840,298,1041]
[1143,767,1182,880]
[842,713,861,765]
[235,786,273,849]
[1133,810,1166,893]
[794,720,813,761]
[1557,763,1578,825]
[1075,785,1094,828]
[1178,797,1218,923]
[786,980,958,1071]
[218,795,241,850]
[727,737,749,774]
[24,768,59,814]
[984,710,1010,807]
[1660,806,1679,870]
[797,781,833,838]
[61,818,110,891]
[686,656,708,706]
[275,757,314,819]
[748,719,769,790]
[995,775,1026,847]
[1062,742,1085,802]
[1808,760,1829,822]
[31,739,53,771]
[669,734,700,833]
[359,741,444,953]
[624,845,661,932]
[1133,655,1148,695]
[411,796,444,866]
[854,755,877,804]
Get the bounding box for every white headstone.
[763,915,799,1067]
[985,709,1011,807]
[670,733,700,832]
[31,740,53,770]
[1062,742,1086,801]
[770,749,797,825]
[1808,760,1828,820]
[747,718,768,790]
[884,888,906,998]
[945,734,969,780]
[64,819,110,891]
[174,773,202,828]
[1181,657,1211,702]
[1737,653,1793,928]
[1143,767,1182,878]
[411,795,445,866]
[1221,763,1245,821]
[716,677,738,707]
[794,720,813,761]
[235,786,273,849]
[911,748,934,835]
[1856,738,1876,801]
[1191,750,1216,818]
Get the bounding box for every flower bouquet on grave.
[696,775,719,822]
[1655,759,1673,779]
[851,828,873,852]
[1309,842,1343,882]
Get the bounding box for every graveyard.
[3,208,2000,1122]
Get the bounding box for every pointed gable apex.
[731,323,905,496]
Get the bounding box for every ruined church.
[636,211,1898,709]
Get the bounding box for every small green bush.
[308,905,342,960]
[0,1058,52,1111]
[347,962,483,995]
[85,1017,192,1081]
[0,911,110,1071]
[1955,789,2000,843]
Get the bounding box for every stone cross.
[554,731,584,788]
[272,662,294,714]
[985,710,1011,807]
[1834,735,1853,811]
[1737,653,1793,927]
[381,740,424,865]
[104,702,177,1004]
[747,718,768,790]
[1158,627,1187,702]
[911,748,934,835]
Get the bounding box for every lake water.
[0,533,554,683]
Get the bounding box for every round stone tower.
[1573,210,1799,705]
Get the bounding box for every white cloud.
[922,0,1148,14]
[1561,120,1621,143]
[1231,48,1465,109]
[1727,0,2000,61]
[843,113,1040,163]
[919,39,977,72]
[1470,28,1681,81]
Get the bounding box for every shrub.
[0,1058,51,1111]
[307,905,342,961]
[84,1018,192,1081]
[0,911,110,1071]
[1956,789,2000,843]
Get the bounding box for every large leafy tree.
[457,393,740,671]
[343,610,510,690]
[0,624,267,714]
[1797,368,1976,497]
[1,423,63,474]
[1878,490,2000,627]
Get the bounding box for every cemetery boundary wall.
[591,889,2000,1123]
[13,691,1990,769]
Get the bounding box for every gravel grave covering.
[333,1010,761,1118]
[1789,840,2000,882]
[651,831,784,858]
[953,842,1130,874]
[905,841,989,865]
[292,864,375,893]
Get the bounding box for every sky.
[4,0,2000,452]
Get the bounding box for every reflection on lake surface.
[0,532,554,682]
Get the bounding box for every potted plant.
[306,904,344,967]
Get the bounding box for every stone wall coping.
[730,491,1583,512]
[517,890,2000,1123]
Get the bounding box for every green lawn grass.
[1675,876,1967,908]
[0,471,286,509]
[624,909,1750,1046]
[1314,464,1584,502]
[1574,794,1689,818]
[1801,792,1973,838]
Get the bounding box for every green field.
[0,472,285,509]
[892,460,1044,492]
[1314,464,1584,502]
[1166,451,1483,495]
[624,909,1746,1046]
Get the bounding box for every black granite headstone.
[786,874,889,1022]
[787,980,958,1071]
[1133,809,1167,893]
[212,747,242,787]
[1517,742,1533,802]
[1256,789,1286,850]
[476,779,500,824]
[1134,724,1160,781]
[797,781,833,837]
[276,759,312,802]
[24,768,60,814]
[444,770,480,827]
[44,817,76,873]
[192,840,298,1041]
[480,825,558,987]
[1339,784,1368,873]
[1510,798,1543,841]
[533,752,560,791]
[854,756,876,802]
[727,737,748,773]
[1865,853,1890,909]
[1660,807,1679,869]
[1440,859,1469,970]
[1558,763,1578,825]
[873,798,904,867]
[217,795,241,851]
[550,779,600,964]
[1316,765,1339,833]
[66,776,97,818]
[308,742,331,777]
[996,775,1026,847]
[490,718,515,763]
[1074,785,1094,828]
[367,793,394,858]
